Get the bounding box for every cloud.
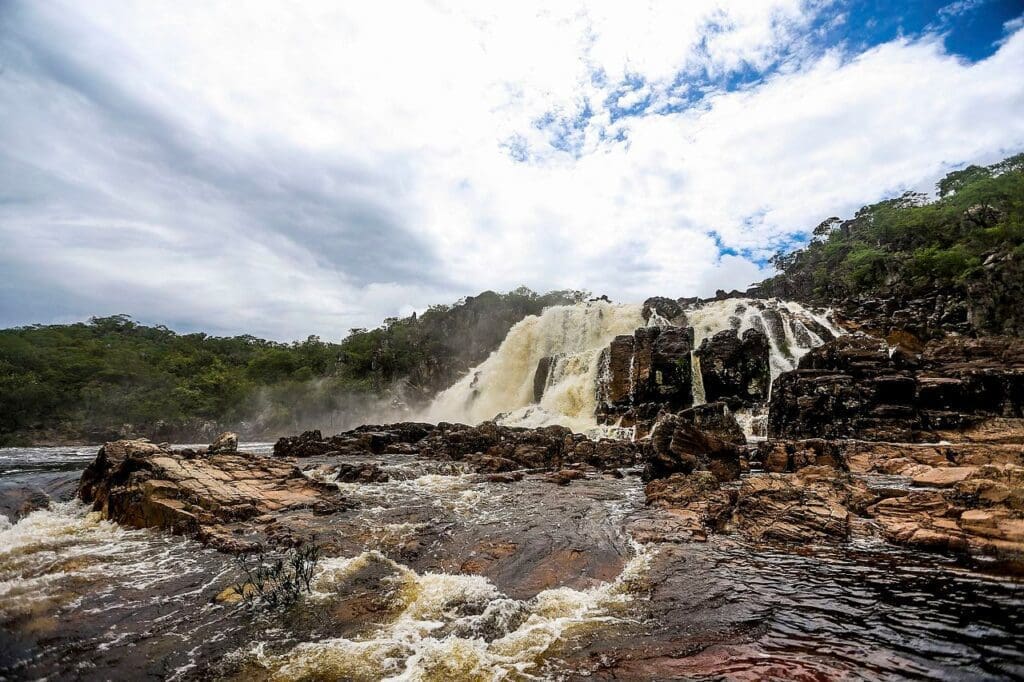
[0,0,1022,340]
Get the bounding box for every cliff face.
[767,334,1024,442]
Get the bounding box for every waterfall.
[685,298,843,382]
[423,301,644,431]
[690,351,706,406]
[422,296,842,435]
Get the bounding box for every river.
[2,445,1022,680]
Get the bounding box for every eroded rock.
[78,439,348,552]
[695,328,770,408]
[645,412,742,482]
[768,335,1024,442]
[207,431,238,454]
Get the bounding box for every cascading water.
[684,298,844,382]
[423,300,644,432]
[690,352,706,406]
[684,298,843,439]
[423,297,843,437]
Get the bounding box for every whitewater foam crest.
[245,543,652,681]
[0,502,226,621]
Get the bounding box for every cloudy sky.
[1,1,1023,340]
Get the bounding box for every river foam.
[237,543,652,681]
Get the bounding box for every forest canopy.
[763,153,1024,299]
[0,288,585,444]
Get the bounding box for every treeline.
[762,153,1024,302]
[0,287,585,444]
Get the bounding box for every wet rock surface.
[279,420,645,471]
[645,411,743,482]
[641,436,1024,565]
[596,324,695,427]
[78,439,350,552]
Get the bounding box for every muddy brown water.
[1,446,1022,680]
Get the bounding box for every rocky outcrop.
[868,463,1024,561]
[968,250,1024,337]
[319,462,391,483]
[636,465,870,545]
[750,249,1023,340]
[274,421,643,472]
[533,356,555,401]
[597,326,695,415]
[641,296,686,325]
[754,438,849,473]
[674,401,745,445]
[732,466,865,543]
[596,334,636,409]
[78,439,349,552]
[643,436,1024,564]
[645,410,743,482]
[207,431,238,454]
[695,328,770,408]
[274,430,333,457]
[419,422,642,470]
[768,335,1024,442]
[274,423,435,458]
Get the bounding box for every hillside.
[0,288,584,445]
[752,153,1024,339]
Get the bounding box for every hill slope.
[0,288,585,444]
[752,153,1024,339]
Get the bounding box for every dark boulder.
[596,335,635,409]
[207,431,238,454]
[274,430,331,458]
[642,296,686,325]
[329,462,390,483]
[695,328,770,408]
[645,413,743,482]
[533,356,555,402]
[596,325,694,431]
[674,401,746,445]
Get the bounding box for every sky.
[1,1,1023,341]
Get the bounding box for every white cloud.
[1,1,1023,339]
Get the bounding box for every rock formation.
[694,328,770,408]
[645,406,744,482]
[74,287,1024,573]
[78,439,349,552]
[768,334,1024,442]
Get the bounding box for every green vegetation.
[231,544,322,608]
[766,153,1024,299]
[0,288,584,444]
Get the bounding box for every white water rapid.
[684,298,844,384]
